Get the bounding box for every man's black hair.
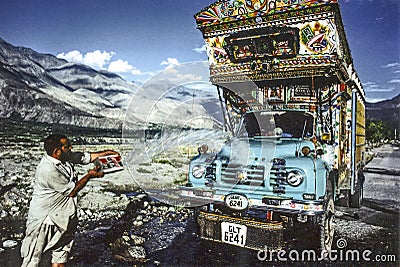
[44,134,68,156]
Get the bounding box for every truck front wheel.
[319,193,335,252]
[294,180,335,253]
[311,179,335,252]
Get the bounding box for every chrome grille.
[216,163,265,185]
[269,158,287,194]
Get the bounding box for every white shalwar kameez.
[21,153,90,267]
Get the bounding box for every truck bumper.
[197,211,284,251]
[180,186,325,216]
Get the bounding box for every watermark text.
[257,238,397,263]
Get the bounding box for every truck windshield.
[239,111,314,138]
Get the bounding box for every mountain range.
[0,37,398,132]
[366,94,400,130]
[0,38,219,131]
[0,37,138,129]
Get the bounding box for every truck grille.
[269,158,287,194]
[215,163,265,186]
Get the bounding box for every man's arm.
[89,150,120,163]
[68,168,104,197]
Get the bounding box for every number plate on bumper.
[221,222,247,247]
[197,212,283,251]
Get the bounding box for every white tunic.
[27,155,78,230]
[21,152,90,264]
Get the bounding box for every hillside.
[0,38,219,131]
[0,38,138,129]
[366,94,400,129]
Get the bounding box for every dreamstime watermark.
[257,238,397,263]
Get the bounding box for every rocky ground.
[0,130,198,266]
[0,131,399,266]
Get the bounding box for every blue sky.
[0,0,399,102]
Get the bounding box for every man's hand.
[90,150,120,162]
[68,167,104,197]
[87,166,104,179]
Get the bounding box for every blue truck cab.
[182,109,335,251]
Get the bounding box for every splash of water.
[124,128,226,206]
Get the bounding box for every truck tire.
[350,183,363,208]
[312,179,335,253]
[350,173,364,208]
[295,179,335,253]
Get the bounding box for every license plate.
[225,194,249,211]
[221,222,247,247]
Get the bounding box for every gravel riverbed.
[0,138,399,266]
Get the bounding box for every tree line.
[366,119,397,145]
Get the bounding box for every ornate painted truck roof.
[195,0,362,91]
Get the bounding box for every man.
[21,134,119,267]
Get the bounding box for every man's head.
[44,134,72,162]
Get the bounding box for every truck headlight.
[301,146,311,156]
[287,171,304,187]
[192,165,206,179]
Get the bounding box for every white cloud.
[193,44,207,53]
[106,59,156,77]
[363,81,396,92]
[365,88,395,92]
[57,50,114,69]
[161,58,180,67]
[57,50,83,63]
[57,49,155,81]
[363,81,379,90]
[131,68,143,75]
[162,67,203,83]
[363,81,378,86]
[366,97,387,103]
[382,62,400,68]
[388,79,400,84]
[83,50,114,69]
[108,59,134,73]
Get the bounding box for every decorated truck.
[180,0,365,252]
